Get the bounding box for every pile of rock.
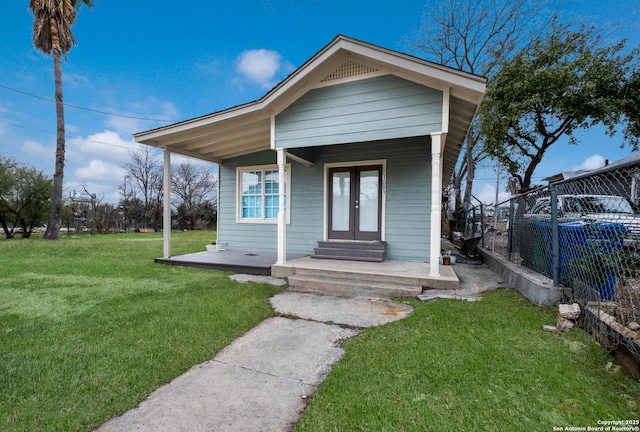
[543,303,581,332]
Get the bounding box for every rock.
[556,315,574,332]
[559,303,580,320]
[228,274,287,286]
[542,325,559,332]
[627,321,640,331]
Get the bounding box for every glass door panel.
[358,169,379,233]
[331,171,351,232]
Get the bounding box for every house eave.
[133,34,486,165]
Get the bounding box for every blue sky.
[0,0,638,204]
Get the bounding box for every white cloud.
[474,182,512,206]
[65,72,93,89]
[571,154,605,171]
[68,130,144,165]
[105,116,145,137]
[236,49,291,89]
[105,100,181,136]
[21,140,54,162]
[75,159,128,182]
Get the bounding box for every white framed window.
[236,164,291,224]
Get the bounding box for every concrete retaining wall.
[479,246,563,306]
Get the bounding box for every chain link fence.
[482,159,640,369]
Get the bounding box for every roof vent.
[321,59,379,82]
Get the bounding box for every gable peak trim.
[320,58,379,83]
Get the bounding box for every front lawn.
[296,289,640,431]
[2,232,638,431]
[0,231,282,432]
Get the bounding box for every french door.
[328,165,382,241]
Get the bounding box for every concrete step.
[316,241,386,251]
[312,249,384,262]
[290,265,430,287]
[287,274,422,298]
[312,241,386,262]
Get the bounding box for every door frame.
[323,159,386,241]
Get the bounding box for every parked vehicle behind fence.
[525,194,640,245]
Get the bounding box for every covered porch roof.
[134,35,486,180]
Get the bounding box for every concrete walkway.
[95,263,504,432]
[94,292,414,432]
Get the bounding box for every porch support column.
[163,149,172,258]
[276,148,287,265]
[429,133,446,277]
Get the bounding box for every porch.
[155,248,459,297]
[154,251,305,276]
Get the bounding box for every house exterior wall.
[217,151,279,253]
[275,75,443,149]
[218,138,432,261]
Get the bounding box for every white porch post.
[276,148,287,265]
[163,149,172,258]
[429,133,446,277]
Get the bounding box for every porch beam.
[285,151,314,167]
[442,85,450,134]
[276,148,287,265]
[163,149,172,258]
[429,132,446,277]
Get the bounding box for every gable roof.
[134,35,486,179]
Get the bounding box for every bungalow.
[134,35,486,290]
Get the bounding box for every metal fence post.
[508,197,515,261]
[480,203,485,248]
[550,184,560,287]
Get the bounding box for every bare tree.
[171,161,217,230]
[408,0,555,228]
[123,147,163,229]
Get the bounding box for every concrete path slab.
[270,291,413,328]
[215,317,359,386]
[95,294,411,432]
[228,274,287,286]
[96,317,358,432]
[418,262,507,303]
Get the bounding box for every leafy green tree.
[481,23,639,191]
[621,67,640,143]
[0,157,53,239]
[29,0,94,240]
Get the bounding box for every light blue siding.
[217,151,278,253]
[276,75,443,149]
[218,138,432,261]
[383,140,431,261]
[315,139,431,261]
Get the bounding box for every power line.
[8,122,140,151]
[0,83,178,123]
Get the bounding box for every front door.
[328,165,382,241]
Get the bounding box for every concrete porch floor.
[272,256,459,291]
[155,250,459,292]
[154,250,306,276]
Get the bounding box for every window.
[237,164,290,223]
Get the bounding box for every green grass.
[2,233,639,431]
[0,231,283,432]
[296,289,640,432]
